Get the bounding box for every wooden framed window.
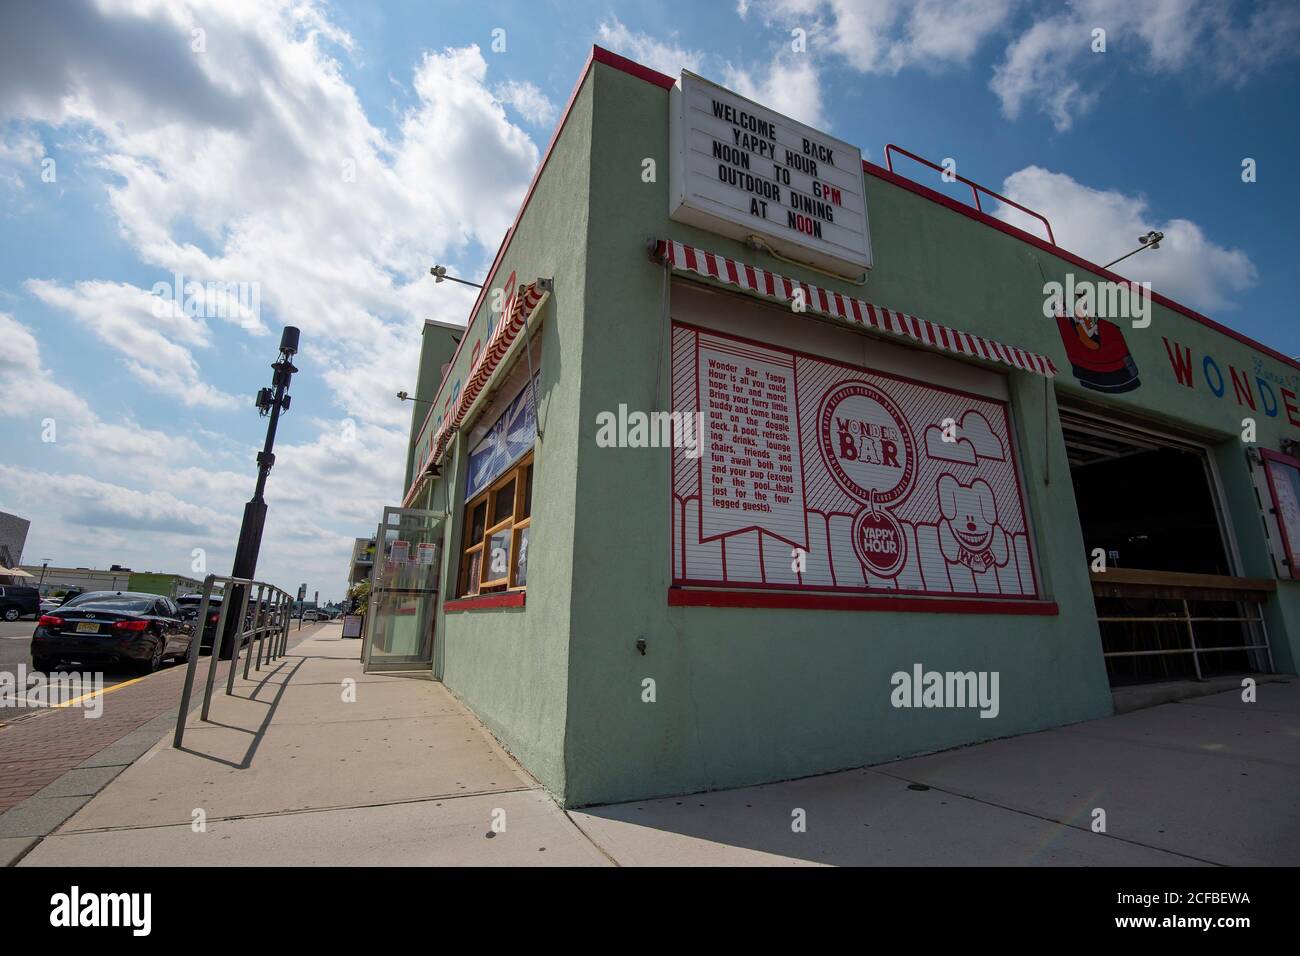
[459,453,533,597]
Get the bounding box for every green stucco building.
[368,47,1299,808]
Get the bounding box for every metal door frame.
[361,505,446,673]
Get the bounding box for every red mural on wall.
[1054,299,1142,394]
[670,324,1040,600]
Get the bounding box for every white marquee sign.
[669,70,872,276]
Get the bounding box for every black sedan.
[31,591,194,673]
[177,592,226,653]
[176,592,269,658]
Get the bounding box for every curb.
[0,708,183,866]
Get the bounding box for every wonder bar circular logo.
[852,503,907,578]
[818,380,916,506]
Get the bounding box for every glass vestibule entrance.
[1060,407,1274,685]
[361,506,445,674]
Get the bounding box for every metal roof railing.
[883,143,1057,246]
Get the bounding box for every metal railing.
[173,573,294,748]
[883,143,1058,246]
[1090,568,1275,684]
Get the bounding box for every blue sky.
[1,0,1297,598]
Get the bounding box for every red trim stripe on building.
[653,239,1058,378]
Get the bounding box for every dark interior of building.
[1063,418,1259,684]
[1069,446,1230,576]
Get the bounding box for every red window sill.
[667,588,1058,616]
[445,591,526,612]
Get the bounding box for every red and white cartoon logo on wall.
[937,474,1010,575]
[851,494,907,577]
[819,381,917,577]
[818,381,916,504]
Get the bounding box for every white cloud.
[0,464,240,571]
[743,0,1300,133]
[991,0,1300,131]
[0,129,45,195]
[744,0,1019,75]
[0,0,546,596]
[73,421,203,464]
[0,311,93,423]
[0,311,203,462]
[994,166,1257,312]
[723,55,827,128]
[495,80,557,127]
[2,2,538,366]
[25,278,243,410]
[599,16,827,128]
[596,17,706,77]
[0,130,44,167]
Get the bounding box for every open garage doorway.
[1060,406,1273,686]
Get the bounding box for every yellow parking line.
[55,673,153,709]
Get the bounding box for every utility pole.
[224,327,299,653]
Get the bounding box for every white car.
[302,609,319,622]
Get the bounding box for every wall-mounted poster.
[670,324,1040,599]
[1260,449,1300,580]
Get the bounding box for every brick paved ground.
[0,624,327,812]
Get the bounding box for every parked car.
[31,591,194,673]
[54,587,84,605]
[176,593,278,658]
[302,609,319,622]
[176,592,227,655]
[0,585,41,622]
[39,598,62,614]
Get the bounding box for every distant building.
[125,572,205,599]
[348,536,375,587]
[0,511,31,571]
[20,565,133,596]
[17,565,202,598]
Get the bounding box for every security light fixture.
[1101,230,1165,270]
[396,391,433,405]
[430,264,483,289]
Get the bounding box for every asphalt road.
[0,619,174,721]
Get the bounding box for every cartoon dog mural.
[937,474,1009,575]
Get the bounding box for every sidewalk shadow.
[175,657,306,771]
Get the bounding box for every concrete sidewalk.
[17,628,1300,866]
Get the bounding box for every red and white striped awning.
[405,278,548,505]
[653,239,1057,377]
